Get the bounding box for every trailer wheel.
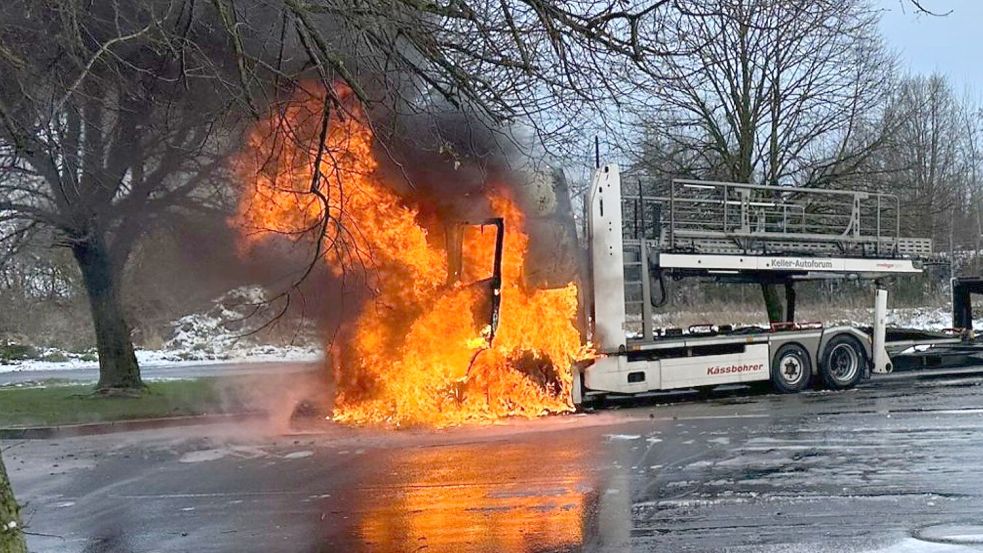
[820,335,866,389]
[771,343,812,393]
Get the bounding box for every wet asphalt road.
[7,369,983,552]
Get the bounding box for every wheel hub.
[829,344,859,381]
[781,356,802,382]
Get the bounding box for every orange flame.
[235,84,586,427]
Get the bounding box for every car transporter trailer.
[573,164,982,407]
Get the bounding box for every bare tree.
[0,452,26,553]
[0,1,241,391]
[866,75,972,257]
[631,0,894,322]
[962,104,983,265]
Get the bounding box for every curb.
[0,411,267,439]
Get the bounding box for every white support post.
[588,164,627,353]
[872,287,891,374]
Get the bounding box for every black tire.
[819,334,866,389]
[770,343,812,393]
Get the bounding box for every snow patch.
[864,538,981,552]
[178,445,268,463]
[178,449,230,463]
[283,451,314,460]
[605,434,642,440]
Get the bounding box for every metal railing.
[621,177,931,258]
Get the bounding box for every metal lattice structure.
[620,177,933,258]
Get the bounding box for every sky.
[878,0,983,96]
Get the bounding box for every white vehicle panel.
[582,343,771,395]
[659,343,771,389]
[584,355,657,394]
[588,165,628,351]
[659,253,919,275]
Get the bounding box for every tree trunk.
[760,282,784,323]
[72,234,143,391]
[0,453,27,553]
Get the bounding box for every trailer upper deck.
[619,174,933,260]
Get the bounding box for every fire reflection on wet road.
[354,441,603,552]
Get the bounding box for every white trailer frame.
[575,164,935,404]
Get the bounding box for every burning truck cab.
[236,84,585,427]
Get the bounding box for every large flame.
[235,84,585,427]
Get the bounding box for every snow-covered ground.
[0,286,322,374]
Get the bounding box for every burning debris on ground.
[234,83,589,427]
